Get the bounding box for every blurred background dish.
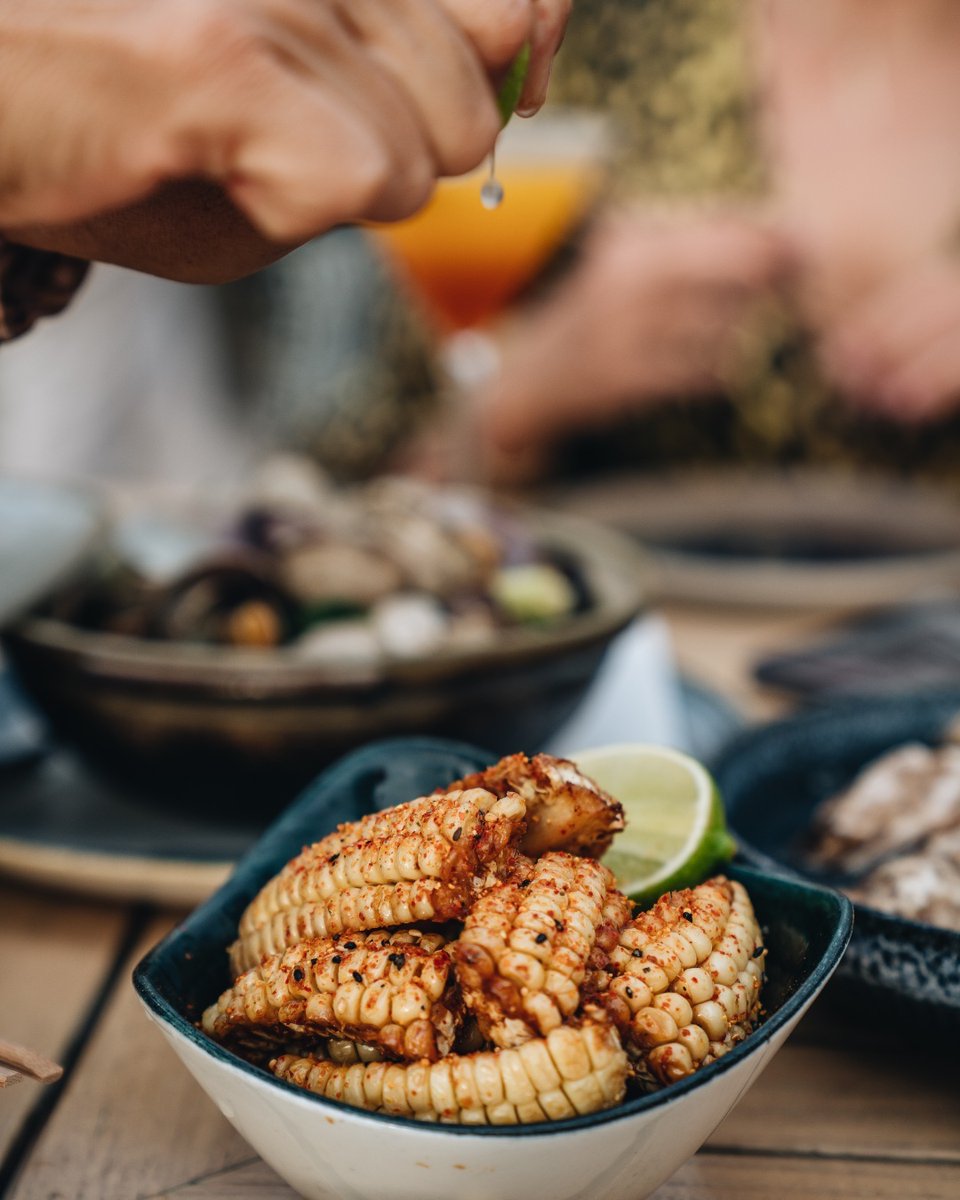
[548,467,960,610]
[1,474,647,814]
[0,627,741,906]
[714,694,960,1032]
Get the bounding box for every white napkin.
[546,614,688,756]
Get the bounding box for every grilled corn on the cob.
[204,930,459,1062]
[451,753,625,858]
[270,1016,627,1124]
[231,787,525,974]
[593,877,765,1089]
[454,853,632,1047]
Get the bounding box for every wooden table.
[2,605,959,1200]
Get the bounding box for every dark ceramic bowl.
[4,508,644,811]
[714,694,960,1031]
[134,737,852,1200]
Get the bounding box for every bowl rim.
[714,696,960,949]
[133,861,852,1139]
[5,507,647,696]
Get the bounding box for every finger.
[436,0,533,72]
[330,0,499,176]
[225,70,431,239]
[517,0,572,117]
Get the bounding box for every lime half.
[497,44,531,126]
[573,743,737,906]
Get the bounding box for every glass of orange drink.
[369,107,612,399]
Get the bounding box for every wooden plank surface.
[0,883,128,1162]
[4,600,959,1199]
[5,915,252,1200]
[661,602,841,721]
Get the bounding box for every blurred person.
[755,0,960,433]
[0,0,569,340]
[401,0,960,487]
[755,0,960,327]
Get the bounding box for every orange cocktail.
[371,109,610,334]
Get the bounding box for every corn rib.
[592,877,765,1089]
[450,753,625,858]
[270,1017,626,1124]
[231,788,525,974]
[454,853,632,1047]
[204,930,458,1062]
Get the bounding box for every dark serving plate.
[714,695,960,1030]
[3,508,645,811]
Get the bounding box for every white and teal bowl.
[134,738,852,1200]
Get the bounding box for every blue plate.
[714,694,960,1031]
[134,735,852,1136]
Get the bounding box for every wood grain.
[0,884,127,1159]
[6,916,252,1200]
[654,1152,960,1199]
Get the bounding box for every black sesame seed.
[292,968,304,982]
[535,932,548,944]
[753,945,764,958]
[681,911,693,922]
[452,827,463,842]
[352,970,363,983]
[329,853,340,864]
[331,955,342,964]
[310,957,318,966]
[388,953,406,969]
[642,966,651,974]
[519,879,531,889]
[554,920,564,931]
[344,941,357,950]
[625,987,634,999]
[631,949,643,958]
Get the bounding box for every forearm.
[5,180,296,285]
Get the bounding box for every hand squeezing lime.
[573,744,738,906]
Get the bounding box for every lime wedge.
[497,44,531,126]
[572,743,737,907]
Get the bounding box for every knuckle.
[478,0,534,67]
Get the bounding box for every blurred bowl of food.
[133,736,852,1200]
[714,694,960,1032]
[2,461,646,810]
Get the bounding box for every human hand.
[481,209,791,454]
[821,257,960,424]
[0,0,565,247]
